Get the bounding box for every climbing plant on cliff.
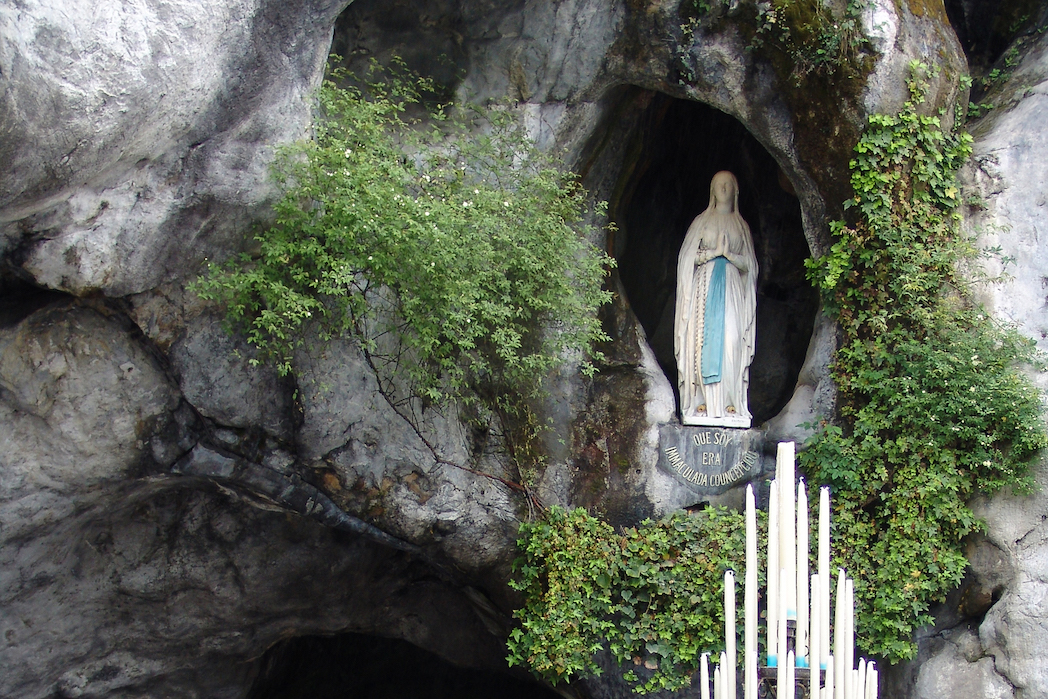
[507,506,763,694]
[802,61,1048,661]
[196,62,613,443]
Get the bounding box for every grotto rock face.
[949,25,1048,699]
[0,0,343,296]
[878,15,1048,699]
[0,0,1042,698]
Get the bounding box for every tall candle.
[777,568,788,699]
[786,651,796,699]
[701,653,710,699]
[746,649,758,699]
[745,484,757,685]
[767,480,780,665]
[819,487,831,671]
[797,480,809,665]
[834,569,845,699]
[721,652,728,699]
[778,443,796,622]
[725,570,736,699]
[810,573,820,695]
[845,578,855,699]
[824,656,834,699]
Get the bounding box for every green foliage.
[803,61,1047,661]
[508,506,763,693]
[195,62,614,425]
[969,9,1048,103]
[679,0,870,83]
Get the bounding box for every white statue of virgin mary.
[674,170,758,428]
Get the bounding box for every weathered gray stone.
[0,0,345,296]
[0,0,1021,697]
[295,334,521,575]
[915,630,1015,699]
[968,35,1048,373]
[0,482,512,699]
[0,304,180,540]
[763,311,838,446]
[169,314,292,440]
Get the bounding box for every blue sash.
[701,256,727,385]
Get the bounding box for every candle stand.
[755,621,819,699]
[700,442,877,699]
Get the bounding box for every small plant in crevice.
[802,60,1047,662]
[507,506,763,694]
[967,10,1048,109]
[677,0,872,86]
[194,59,615,495]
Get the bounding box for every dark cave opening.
[246,632,561,699]
[609,92,818,427]
[0,271,71,328]
[944,0,1048,90]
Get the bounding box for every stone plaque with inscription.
[657,424,763,495]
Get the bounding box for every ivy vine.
[802,61,1047,661]
[508,62,1047,694]
[508,506,764,694]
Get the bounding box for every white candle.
[856,658,866,699]
[746,649,758,699]
[786,651,796,699]
[714,664,721,699]
[866,662,877,699]
[745,484,757,686]
[701,653,711,699]
[726,570,736,699]
[845,578,855,699]
[777,568,788,699]
[810,573,820,695]
[778,443,796,622]
[768,479,779,665]
[834,569,845,699]
[819,487,831,671]
[797,480,809,665]
[721,652,728,699]
[824,656,834,699]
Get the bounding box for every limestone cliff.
[0,0,1043,698]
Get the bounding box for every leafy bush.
[508,506,762,693]
[802,61,1047,661]
[196,63,614,426]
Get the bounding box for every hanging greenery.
[195,61,614,448]
[802,60,1047,661]
[507,506,763,694]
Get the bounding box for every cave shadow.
[609,92,818,427]
[245,632,561,699]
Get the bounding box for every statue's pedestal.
[656,423,763,495]
[681,412,751,429]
